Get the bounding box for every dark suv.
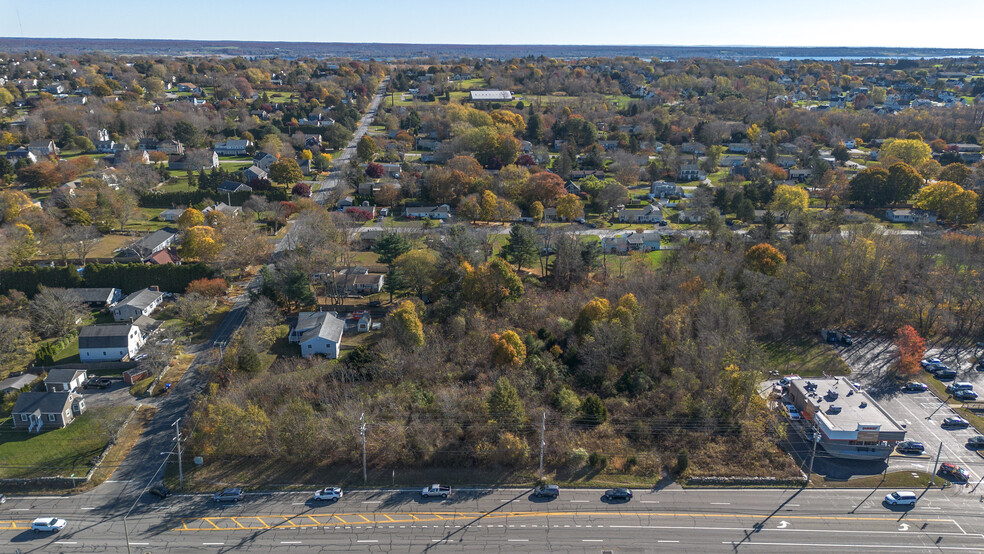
[603,488,633,501]
[896,440,924,455]
[149,484,171,499]
[534,485,560,498]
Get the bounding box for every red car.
[939,463,970,482]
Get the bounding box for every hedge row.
[0,263,215,297]
[138,188,288,209]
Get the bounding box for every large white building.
[289,312,344,359]
[79,323,144,362]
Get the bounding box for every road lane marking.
[570,500,589,502]
[203,543,224,546]
[508,539,529,542]
[721,541,983,551]
[10,508,29,511]
[129,543,149,546]
[710,502,731,505]
[658,540,680,543]
[357,540,378,543]
[641,500,659,503]
[583,539,603,542]
[363,500,381,504]
[54,541,77,544]
[281,541,302,544]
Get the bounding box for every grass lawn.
[645,250,673,268]
[762,337,851,377]
[82,405,157,490]
[124,208,171,233]
[0,405,133,479]
[164,303,233,344]
[88,234,135,259]
[813,471,933,489]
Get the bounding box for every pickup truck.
[83,377,113,389]
[421,484,451,498]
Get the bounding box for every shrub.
[588,452,608,469]
[676,448,689,474]
[186,277,228,298]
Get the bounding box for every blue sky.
[2,0,982,48]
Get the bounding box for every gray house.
[127,229,177,258]
[72,287,123,308]
[12,392,86,432]
[79,323,144,362]
[616,204,663,224]
[44,369,88,393]
[112,288,165,322]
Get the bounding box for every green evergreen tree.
[501,224,539,273]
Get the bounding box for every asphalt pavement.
[3,486,984,552]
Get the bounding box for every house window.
[20,414,27,422]
[48,414,56,422]
[65,410,71,417]
[103,351,107,355]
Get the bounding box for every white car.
[884,491,917,506]
[421,484,451,498]
[31,517,67,532]
[313,487,343,501]
[921,358,942,368]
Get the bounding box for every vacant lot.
[763,337,851,377]
[0,405,133,478]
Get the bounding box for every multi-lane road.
[3,485,984,552]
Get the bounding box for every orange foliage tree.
[893,325,926,376]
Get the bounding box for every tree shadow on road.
[727,486,803,552]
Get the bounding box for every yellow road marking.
[0,520,32,530]
[171,511,955,532]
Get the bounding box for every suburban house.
[354,311,372,333]
[72,287,123,308]
[789,168,812,181]
[214,139,253,156]
[28,139,59,157]
[885,209,937,224]
[564,181,582,195]
[0,373,37,394]
[616,204,663,224]
[140,138,185,155]
[126,229,177,258]
[112,288,165,322]
[602,231,662,253]
[469,90,513,101]
[5,147,38,163]
[158,208,184,222]
[177,82,201,93]
[253,153,279,172]
[11,391,86,432]
[650,181,682,198]
[203,202,242,218]
[677,164,707,182]
[329,272,385,295]
[243,165,268,183]
[405,204,452,219]
[145,249,181,265]
[679,142,706,155]
[79,323,144,362]
[168,150,219,171]
[217,180,253,194]
[94,139,117,154]
[44,369,88,393]
[289,312,345,359]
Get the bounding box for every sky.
[1,0,983,49]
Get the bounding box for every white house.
[44,369,87,393]
[214,139,253,156]
[885,209,937,224]
[404,204,451,219]
[289,312,344,359]
[112,288,165,322]
[616,204,663,224]
[79,324,144,362]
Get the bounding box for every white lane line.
[291,502,306,505]
[710,502,731,505]
[357,540,378,543]
[10,508,30,511]
[721,541,983,551]
[54,541,78,545]
[569,500,589,502]
[583,539,603,542]
[508,539,529,542]
[640,500,659,503]
[281,541,302,544]
[203,543,225,546]
[81,507,96,510]
[658,540,680,543]
[363,501,381,504]
[129,543,149,546]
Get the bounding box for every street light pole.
[807,426,819,484]
[123,515,131,554]
[539,412,546,481]
[931,441,943,486]
[360,413,367,485]
[172,419,183,490]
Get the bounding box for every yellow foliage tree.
[178,207,205,229]
[179,225,219,261]
[745,243,786,276]
[391,300,425,348]
[491,330,527,366]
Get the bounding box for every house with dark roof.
[79,323,144,362]
[44,369,87,393]
[12,391,86,432]
[288,312,344,359]
[28,139,59,157]
[616,204,663,224]
[0,373,38,394]
[214,139,253,156]
[242,165,267,183]
[217,181,252,194]
[405,204,451,219]
[112,288,165,321]
[126,229,177,258]
[71,287,122,308]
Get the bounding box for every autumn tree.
[178,207,205,229]
[365,162,384,179]
[915,181,979,224]
[186,278,229,298]
[291,183,312,197]
[491,330,527,366]
[180,225,220,261]
[530,201,544,224]
[392,249,438,298]
[462,257,524,313]
[768,184,808,220]
[525,171,566,206]
[555,193,585,221]
[356,136,378,162]
[893,325,925,377]
[390,300,424,348]
[881,138,932,167]
[745,243,786,276]
[269,158,303,186]
[28,287,86,339]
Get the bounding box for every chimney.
[149,285,160,292]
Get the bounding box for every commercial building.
[788,378,905,460]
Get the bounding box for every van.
[884,491,917,506]
[946,382,973,393]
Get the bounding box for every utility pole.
[931,441,943,486]
[360,413,367,485]
[807,426,819,483]
[123,515,131,554]
[539,412,546,481]
[173,419,183,490]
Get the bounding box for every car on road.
[942,417,970,429]
[0,493,5,503]
[903,382,929,392]
[953,390,979,401]
[313,487,343,501]
[603,488,633,501]
[896,440,925,454]
[939,462,970,482]
[883,491,917,506]
[148,484,171,499]
[967,436,984,448]
[783,404,802,420]
[213,488,244,502]
[921,358,943,368]
[31,517,67,532]
[83,377,113,389]
[534,485,560,498]
[421,484,451,498]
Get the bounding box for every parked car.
[935,369,958,380]
[148,484,171,499]
[953,390,979,401]
[942,417,970,429]
[925,363,950,373]
[313,487,343,501]
[83,377,113,389]
[0,493,5,503]
[967,436,984,448]
[778,376,801,387]
[903,382,929,392]
[133,353,148,361]
[603,488,633,501]
[939,462,970,482]
[946,382,974,393]
[533,485,560,498]
[421,484,451,498]
[896,440,925,454]
[31,517,67,532]
[783,404,801,420]
[921,358,943,368]
[213,488,244,502]
[884,491,917,506]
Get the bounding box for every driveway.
[80,378,140,409]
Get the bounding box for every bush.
[676,448,689,474]
[578,394,608,425]
[588,451,608,469]
[186,277,229,298]
[237,345,263,372]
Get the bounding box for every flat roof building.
[470,90,513,101]
[788,378,905,460]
